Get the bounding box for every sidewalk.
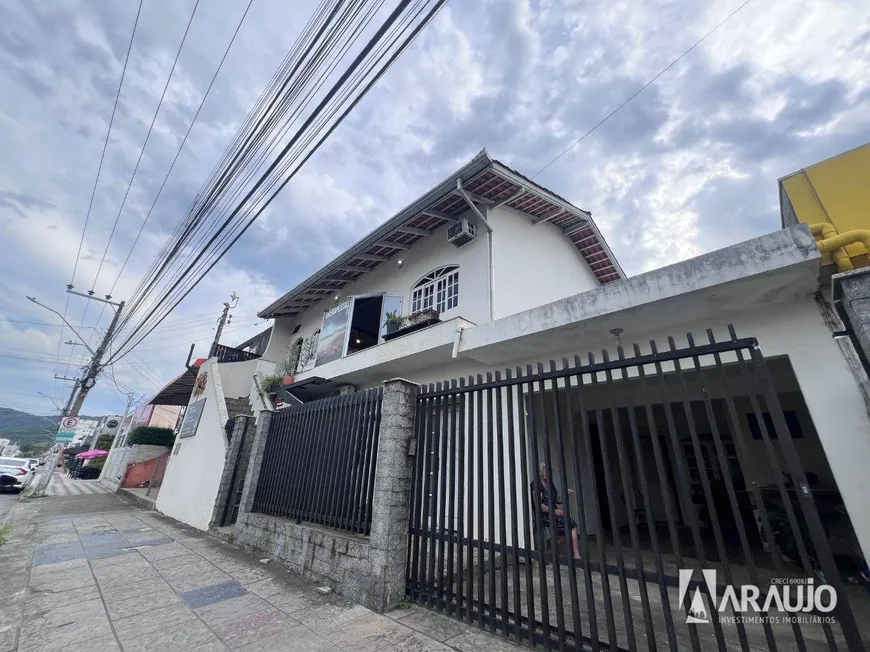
[0,492,522,652]
[45,472,115,497]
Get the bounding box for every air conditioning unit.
[446,219,477,247]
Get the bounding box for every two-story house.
[257,149,623,395]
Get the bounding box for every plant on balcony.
[297,335,318,372]
[127,427,175,448]
[260,372,284,396]
[384,310,408,335]
[408,308,439,325]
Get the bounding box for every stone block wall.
[233,379,418,613]
[235,513,375,605]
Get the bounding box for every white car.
[0,457,34,493]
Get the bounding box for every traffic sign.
[55,431,75,443]
[61,416,79,430]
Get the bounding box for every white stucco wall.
[489,206,600,319]
[218,359,260,399]
[262,205,490,363]
[156,359,229,530]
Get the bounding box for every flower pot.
[386,322,400,335]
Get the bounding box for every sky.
[0,0,868,418]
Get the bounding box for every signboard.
[61,416,78,430]
[55,431,75,443]
[178,398,206,439]
[315,299,352,367]
[106,419,119,430]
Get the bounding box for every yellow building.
[780,143,870,272]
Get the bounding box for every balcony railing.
[214,344,261,363]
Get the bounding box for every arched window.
[412,265,458,313]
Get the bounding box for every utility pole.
[209,292,238,358]
[28,292,124,417]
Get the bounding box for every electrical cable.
[107,0,446,363]
[531,0,755,179]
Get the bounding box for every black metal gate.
[407,326,867,651]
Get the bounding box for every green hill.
[0,408,98,446]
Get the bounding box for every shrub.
[260,373,284,395]
[95,434,114,451]
[88,457,106,470]
[127,426,175,447]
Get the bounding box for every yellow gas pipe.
[810,223,870,272]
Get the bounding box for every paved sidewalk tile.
[3,493,530,652]
[181,579,249,608]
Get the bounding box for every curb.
[117,488,157,511]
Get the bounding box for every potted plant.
[408,308,439,326]
[384,310,408,335]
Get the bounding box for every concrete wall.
[157,359,230,531]
[219,359,260,399]
[149,405,182,430]
[489,206,600,319]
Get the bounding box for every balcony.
[294,317,475,387]
[214,344,261,363]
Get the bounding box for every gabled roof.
[149,358,205,406]
[259,150,624,319]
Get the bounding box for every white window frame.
[412,265,459,314]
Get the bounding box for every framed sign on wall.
[178,398,206,439]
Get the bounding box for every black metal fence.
[407,326,866,652]
[214,343,261,363]
[252,388,383,535]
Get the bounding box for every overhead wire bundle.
[105,0,447,365]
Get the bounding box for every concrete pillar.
[834,268,870,375]
[366,378,418,612]
[238,411,272,517]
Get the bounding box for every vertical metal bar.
[614,348,675,652]
[446,379,458,616]
[340,393,366,532]
[689,328,792,652]
[465,376,476,625]
[516,366,539,647]
[361,388,383,534]
[426,382,444,609]
[436,380,451,612]
[289,403,316,522]
[573,355,618,650]
[476,375,486,629]
[648,339,728,649]
[548,361,582,649]
[485,373,498,634]
[561,360,600,651]
[504,369,523,645]
[302,399,331,523]
[416,387,435,605]
[601,351,655,651]
[631,343,702,652]
[667,335,750,652]
[746,343,864,651]
[525,365,552,645]
[406,388,423,600]
[410,389,431,604]
[586,352,636,652]
[323,395,350,529]
[732,343,836,650]
[456,378,467,621]
[260,411,284,515]
[313,396,340,526]
[494,371,510,637]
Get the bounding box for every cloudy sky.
[1,0,868,418]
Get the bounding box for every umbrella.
[75,449,109,460]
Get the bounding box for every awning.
[149,358,206,406]
[278,376,340,402]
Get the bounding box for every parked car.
[0,457,34,493]
[27,459,39,470]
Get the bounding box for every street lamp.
[26,296,96,355]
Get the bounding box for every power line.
[531,0,755,179]
[59,0,145,401]
[84,0,203,347]
[107,0,448,364]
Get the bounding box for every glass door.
[379,295,403,343]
